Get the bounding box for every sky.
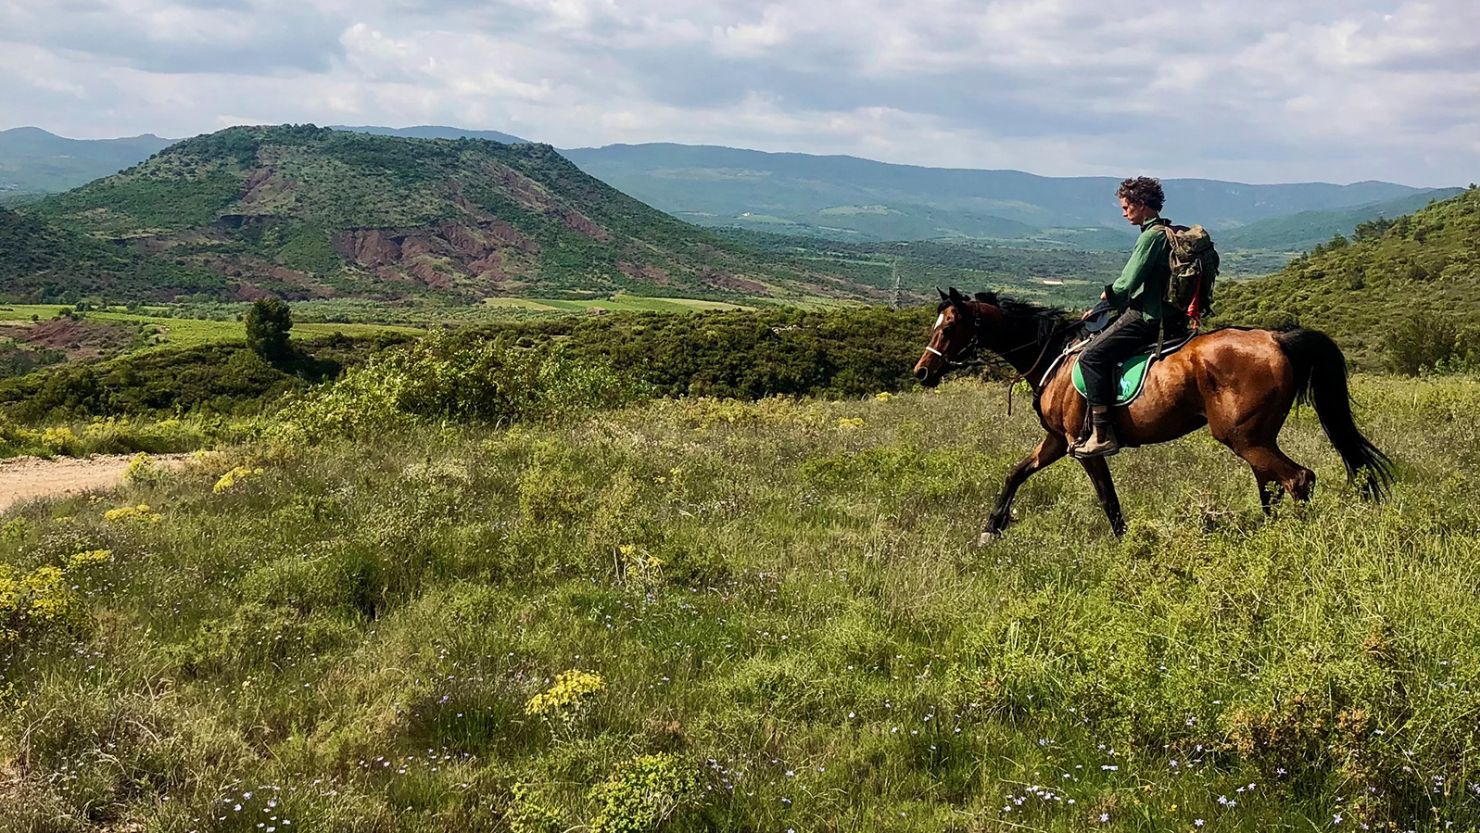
[1,0,1477,186]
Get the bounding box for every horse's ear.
[937,287,948,301]
[948,286,965,305]
[974,291,998,305]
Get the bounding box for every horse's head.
[913,287,1000,387]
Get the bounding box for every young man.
[1069,176,1188,458]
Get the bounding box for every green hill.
[0,206,225,301]
[19,125,877,304]
[1215,187,1480,367]
[1218,189,1465,251]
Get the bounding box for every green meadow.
[0,305,425,354]
[4,372,1479,831]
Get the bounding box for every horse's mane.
[939,291,1076,345]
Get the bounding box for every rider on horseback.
[1070,176,1190,459]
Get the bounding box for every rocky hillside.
[21,126,872,303]
[1215,186,1480,366]
[0,206,224,301]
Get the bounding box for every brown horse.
[913,288,1392,538]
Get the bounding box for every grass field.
[3,373,1479,831]
[0,305,426,355]
[1,296,756,361]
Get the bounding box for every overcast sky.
[2,0,1477,186]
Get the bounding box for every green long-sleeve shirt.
[1107,218,1174,322]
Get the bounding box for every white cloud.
[0,0,1475,185]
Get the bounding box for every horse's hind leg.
[1231,443,1316,512]
[981,433,1067,540]
[1209,400,1315,513]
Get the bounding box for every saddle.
[1062,328,1196,406]
[1036,309,1195,408]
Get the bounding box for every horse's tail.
[1276,327,1394,501]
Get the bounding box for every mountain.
[15,125,874,303]
[1215,187,1480,367]
[0,127,173,196]
[1217,188,1465,251]
[2,124,1458,254]
[330,125,530,144]
[559,143,1452,243]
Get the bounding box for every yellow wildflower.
[213,465,265,494]
[836,417,865,430]
[40,426,78,453]
[875,392,894,401]
[66,549,113,569]
[525,670,606,717]
[123,452,155,486]
[104,504,162,523]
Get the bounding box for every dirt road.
[0,454,188,513]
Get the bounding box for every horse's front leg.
[1078,455,1126,537]
[981,433,1068,541]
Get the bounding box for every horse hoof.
[975,530,1001,547]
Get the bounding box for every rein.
[1003,320,1078,416]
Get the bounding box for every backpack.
[1156,222,1219,322]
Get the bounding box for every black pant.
[1078,309,1183,406]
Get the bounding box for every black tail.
[1277,328,1394,501]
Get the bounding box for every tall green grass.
[2,376,1478,831]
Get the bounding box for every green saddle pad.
[1071,351,1154,406]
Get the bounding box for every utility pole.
[892,257,902,310]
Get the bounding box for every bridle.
[924,327,980,366]
[925,303,1077,414]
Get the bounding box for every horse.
[913,287,1393,539]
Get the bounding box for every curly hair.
[1116,176,1165,212]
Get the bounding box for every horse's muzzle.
[914,366,941,387]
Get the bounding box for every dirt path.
[0,454,189,513]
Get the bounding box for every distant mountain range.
[559,143,1456,246]
[5,125,876,303]
[0,125,1460,252]
[0,127,173,197]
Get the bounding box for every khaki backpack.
[1156,222,1219,323]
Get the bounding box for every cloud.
[0,0,1475,185]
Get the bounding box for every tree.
[245,299,293,362]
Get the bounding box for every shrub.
[271,335,642,443]
[0,550,111,647]
[587,754,699,833]
[1384,312,1468,375]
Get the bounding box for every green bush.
[271,335,643,443]
[1384,312,1473,375]
[587,754,700,833]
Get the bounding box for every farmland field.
[0,305,426,355]
[4,374,1479,831]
